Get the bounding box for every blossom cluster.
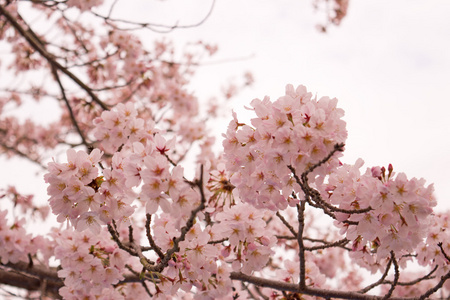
[321,159,436,271]
[46,100,208,237]
[66,0,105,12]
[93,102,209,223]
[53,227,128,300]
[44,147,119,232]
[1,185,49,220]
[37,86,449,299]
[0,99,60,163]
[223,84,347,210]
[213,203,276,274]
[416,211,450,278]
[93,102,154,154]
[0,210,45,264]
[150,216,233,298]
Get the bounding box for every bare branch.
[276,211,298,238]
[229,271,424,300]
[145,213,164,260]
[297,201,306,290]
[51,66,90,147]
[418,269,450,300]
[438,242,450,263]
[304,237,350,251]
[360,255,393,294]
[90,0,216,33]
[107,222,137,256]
[382,251,400,299]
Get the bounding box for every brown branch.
[208,238,228,245]
[0,262,63,295]
[107,222,137,256]
[130,241,155,272]
[303,142,345,177]
[383,251,399,299]
[438,242,450,262]
[276,211,298,238]
[145,213,164,259]
[229,272,423,300]
[1,260,159,297]
[418,269,450,300]
[297,201,306,290]
[90,0,216,33]
[275,235,297,240]
[395,266,437,286]
[360,254,394,294]
[51,66,90,147]
[131,165,207,274]
[304,237,350,251]
[0,268,61,298]
[289,143,371,217]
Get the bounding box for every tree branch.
[90,0,216,33]
[51,66,90,147]
[145,213,165,259]
[229,271,425,300]
[359,254,393,294]
[276,211,297,238]
[297,201,306,290]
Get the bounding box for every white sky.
[2,0,450,214]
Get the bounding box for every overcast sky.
[3,0,450,214]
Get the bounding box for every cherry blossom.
[0,1,449,299]
[223,84,347,210]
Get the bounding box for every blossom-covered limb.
[0,5,108,110]
[302,142,345,177]
[151,165,207,273]
[0,141,46,168]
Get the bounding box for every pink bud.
[260,236,270,246]
[371,166,382,178]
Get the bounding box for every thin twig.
[418,269,450,300]
[107,223,137,256]
[383,251,399,299]
[145,214,164,259]
[90,0,216,33]
[276,211,298,238]
[438,242,450,262]
[304,238,350,251]
[51,66,89,147]
[360,255,394,293]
